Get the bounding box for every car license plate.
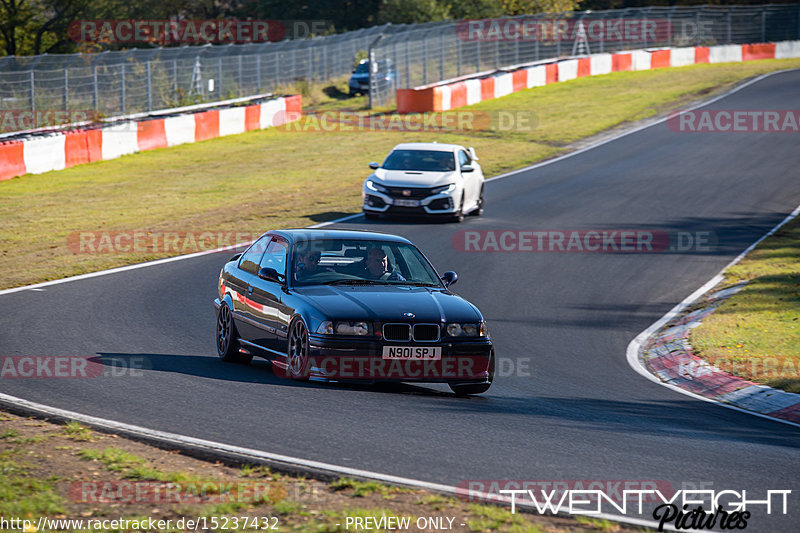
[382,346,441,360]
[393,199,419,207]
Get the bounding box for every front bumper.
[363,190,459,216]
[303,335,493,383]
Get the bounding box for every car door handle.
[247,286,254,295]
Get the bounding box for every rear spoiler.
[468,147,479,161]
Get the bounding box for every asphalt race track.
[2,70,800,530]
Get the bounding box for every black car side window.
[239,236,271,274]
[260,239,288,278]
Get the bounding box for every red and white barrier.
[1,95,302,181]
[776,40,800,58]
[23,135,66,174]
[590,53,612,76]
[396,41,800,113]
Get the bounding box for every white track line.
[1,68,798,531]
[627,202,800,430]
[487,68,800,183]
[1,68,795,298]
[0,213,362,297]
[0,391,675,530]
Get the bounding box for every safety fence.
[396,41,800,113]
[369,4,800,107]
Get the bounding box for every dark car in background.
[214,229,494,395]
[348,59,395,96]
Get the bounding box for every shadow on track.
[91,352,459,397]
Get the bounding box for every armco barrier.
[396,41,800,113]
[0,95,301,181]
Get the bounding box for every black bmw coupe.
[214,229,494,395]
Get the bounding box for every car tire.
[287,318,311,380]
[473,186,484,216]
[349,89,356,97]
[451,193,465,223]
[449,351,494,396]
[363,211,379,221]
[216,303,252,364]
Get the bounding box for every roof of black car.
[268,228,412,245]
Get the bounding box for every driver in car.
[361,247,405,281]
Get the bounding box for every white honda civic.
[362,142,485,223]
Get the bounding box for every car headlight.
[366,180,387,193]
[336,321,370,335]
[317,321,371,336]
[431,183,456,194]
[445,321,488,337]
[316,321,334,334]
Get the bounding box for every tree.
[0,0,92,55]
[377,0,450,25]
[500,0,581,16]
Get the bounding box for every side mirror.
[368,162,380,170]
[230,253,242,262]
[461,165,474,173]
[258,267,282,283]
[441,271,458,288]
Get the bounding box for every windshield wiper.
[324,279,388,285]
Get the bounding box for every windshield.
[292,239,443,287]
[354,62,369,74]
[382,149,456,172]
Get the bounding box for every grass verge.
[2,59,800,290]
[690,215,800,394]
[0,409,647,532]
